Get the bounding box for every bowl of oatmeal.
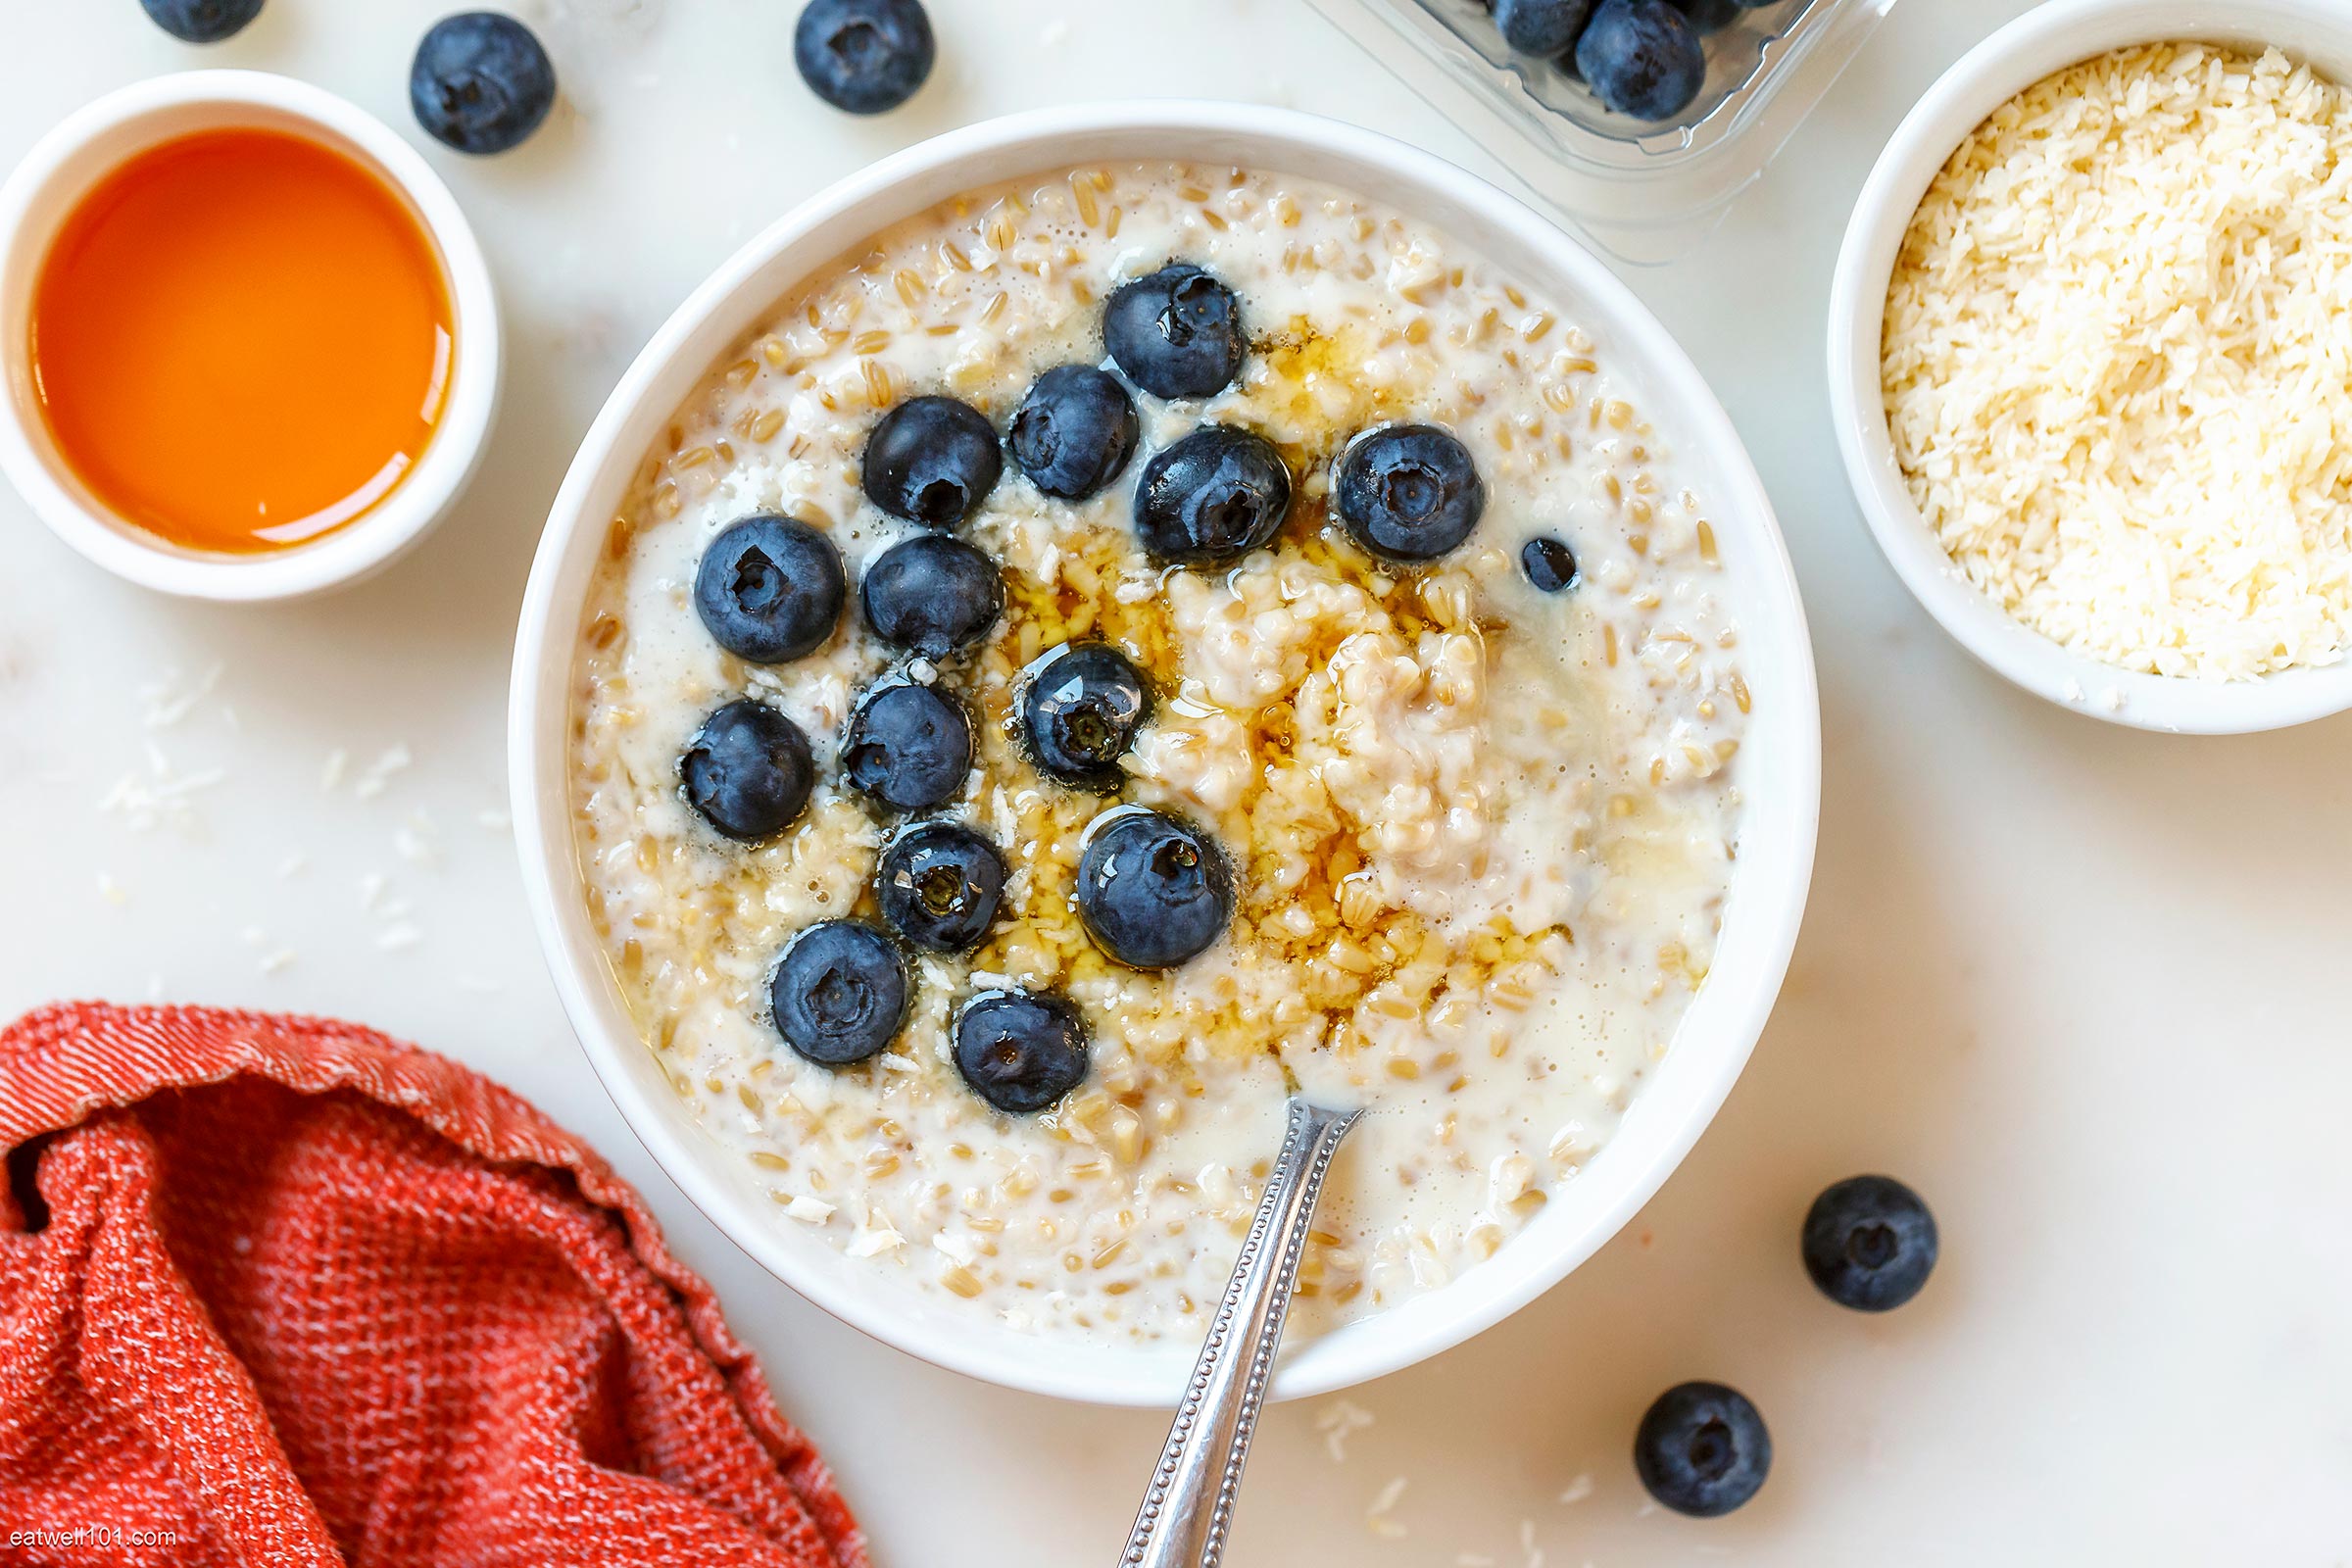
[512,103,1818,1405]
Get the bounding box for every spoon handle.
[1116,1097,1360,1568]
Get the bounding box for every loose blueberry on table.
[1802,1174,1939,1311]
[769,919,909,1065]
[1015,641,1152,791]
[1634,1381,1772,1517]
[695,514,847,663]
[843,681,973,812]
[410,11,559,155]
[861,394,1003,527]
[858,533,1003,659]
[1521,535,1581,593]
[1574,0,1707,122]
[1075,809,1235,970]
[954,989,1092,1113]
[1009,366,1141,500]
[1103,264,1248,400]
[1335,423,1486,563]
[679,699,814,842]
[1134,425,1293,566]
[793,0,935,116]
[876,820,1005,953]
[139,0,264,44]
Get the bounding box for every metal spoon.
[1114,1097,1360,1568]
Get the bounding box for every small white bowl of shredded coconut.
[1829,0,2352,732]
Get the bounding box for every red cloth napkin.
[0,1003,867,1568]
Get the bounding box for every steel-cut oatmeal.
[569,162,1749,1345]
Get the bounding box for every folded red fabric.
[0,1003,867,1568]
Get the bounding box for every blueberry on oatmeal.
[694,514,847,663]
[770,919,909,1064]
[859,533,1003,658]
[1076,808,1235,970]
[793,0,935,115]
[1336,424,1486,564]
[679,699,815,842]
[877,820,1005,953]
[1016,641,1152,791]
[954,989,1091,1113]
[410,12,559,155]
[1009,365,1141,500]
[1134,425,1292,566]
[843,681,972,812]
[1103,264,1247,400]
[862,395,1003,527]
[1522,535,1581,592]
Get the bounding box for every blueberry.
[862,396,1003,527]
[859,534,1003,658]
[877,820,1004,953]
[769,920,908,1065]
[410,12,558,155]
[1134,425,1292,566]
[680,699,815,842]
[694,514,847,663]
[1016,642,1151,791]
[1634,1382,1771,1518]
[843,682,971,812]
[1103,265,1246,400]
[1075,808,1234,970]
[1334,424,1485,563]
[1521,535,1580,592]
[1669,0,1741,30]
[954,990,1090,1113]
[139,0,263,43]
[793,0,935,115]
[1574,0,1706,122]
[1802,1175,1938,1311]
[1009,366,1140,500]
[1494,0,1592,54]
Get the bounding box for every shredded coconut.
[1884,43,2352,679]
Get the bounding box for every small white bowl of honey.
[0,70,500,600]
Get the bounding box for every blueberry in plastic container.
[1494,0,1592,55]
[1575,0,1707,122]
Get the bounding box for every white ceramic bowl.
[0,71,501,601]
[511,103,1820,1406]
[1828,0,2352,734]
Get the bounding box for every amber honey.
[28,127,453,555]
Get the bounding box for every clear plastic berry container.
[1312,0,1901,263]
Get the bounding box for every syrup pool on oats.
[569,161,1748,1344]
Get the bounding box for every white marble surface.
[3,1,2348,1561]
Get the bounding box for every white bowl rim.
[511,99,1822,1406]
[0,69,501,602]
[1827,0,2352,735]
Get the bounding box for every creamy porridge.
[569,162,1748,1345]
